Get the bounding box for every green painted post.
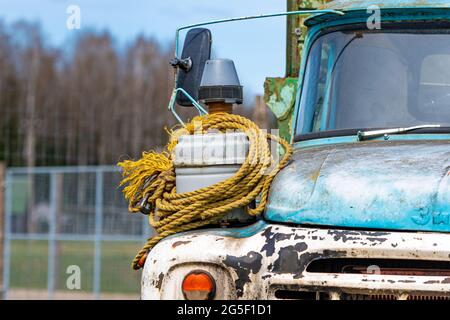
[286,0,331,77]
[265,0,331,143]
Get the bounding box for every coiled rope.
[118,113,292,270]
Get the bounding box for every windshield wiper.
[357,124,442,141]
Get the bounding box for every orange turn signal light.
[182,270,216,300]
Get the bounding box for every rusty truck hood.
[265,139,450,232]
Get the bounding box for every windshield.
[296,28,450,135]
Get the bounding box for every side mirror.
[171,28,212,106]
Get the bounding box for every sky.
[0,0,287,96]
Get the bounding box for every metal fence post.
[0,163,4,298]
[142,215,151,242]
[93,171,103,299]
[1,168,11,300]
[47,172,57,299]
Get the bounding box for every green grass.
[10,240,142,294]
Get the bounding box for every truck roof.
[321,0,450,11]
[305,0,450,26]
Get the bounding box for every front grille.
[407,295,450,300]
[306,258,450,276]
[274,290,329,300]
[341,293,450,300]
[274,290,450,300]
[341,293,398,300]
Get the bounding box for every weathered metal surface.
[305,1,450,26]
[142,222,450,299]
[321,0,450,11]
[264,77,298,142]
[266,140,450,232]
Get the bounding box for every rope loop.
[118,113,292,270]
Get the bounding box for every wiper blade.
[357,124,442,141]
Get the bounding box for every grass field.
[9,240,142,296]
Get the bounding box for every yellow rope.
[118,113,293,270]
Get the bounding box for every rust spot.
[155,273,164,290]
[310,169,320,182]
[366,237,388,244]
[172,240,191,248]
[398,280,416,283]
[424,280,440,284]
[442,278,450,284]
[327,230,361,242]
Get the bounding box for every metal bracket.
[168,88,208,126]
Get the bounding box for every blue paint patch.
[265,140,450,233]
[163,220,268,242]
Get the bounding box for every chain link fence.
[2,166,151,299]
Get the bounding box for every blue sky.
[0,0,287,96]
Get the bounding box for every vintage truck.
[141,0,450,300]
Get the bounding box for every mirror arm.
[174,9,345,58]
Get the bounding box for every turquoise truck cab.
[268,0,450,233]
[142,0,450,300]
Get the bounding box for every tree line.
[0,20,199,167]
[0,20,270,167]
